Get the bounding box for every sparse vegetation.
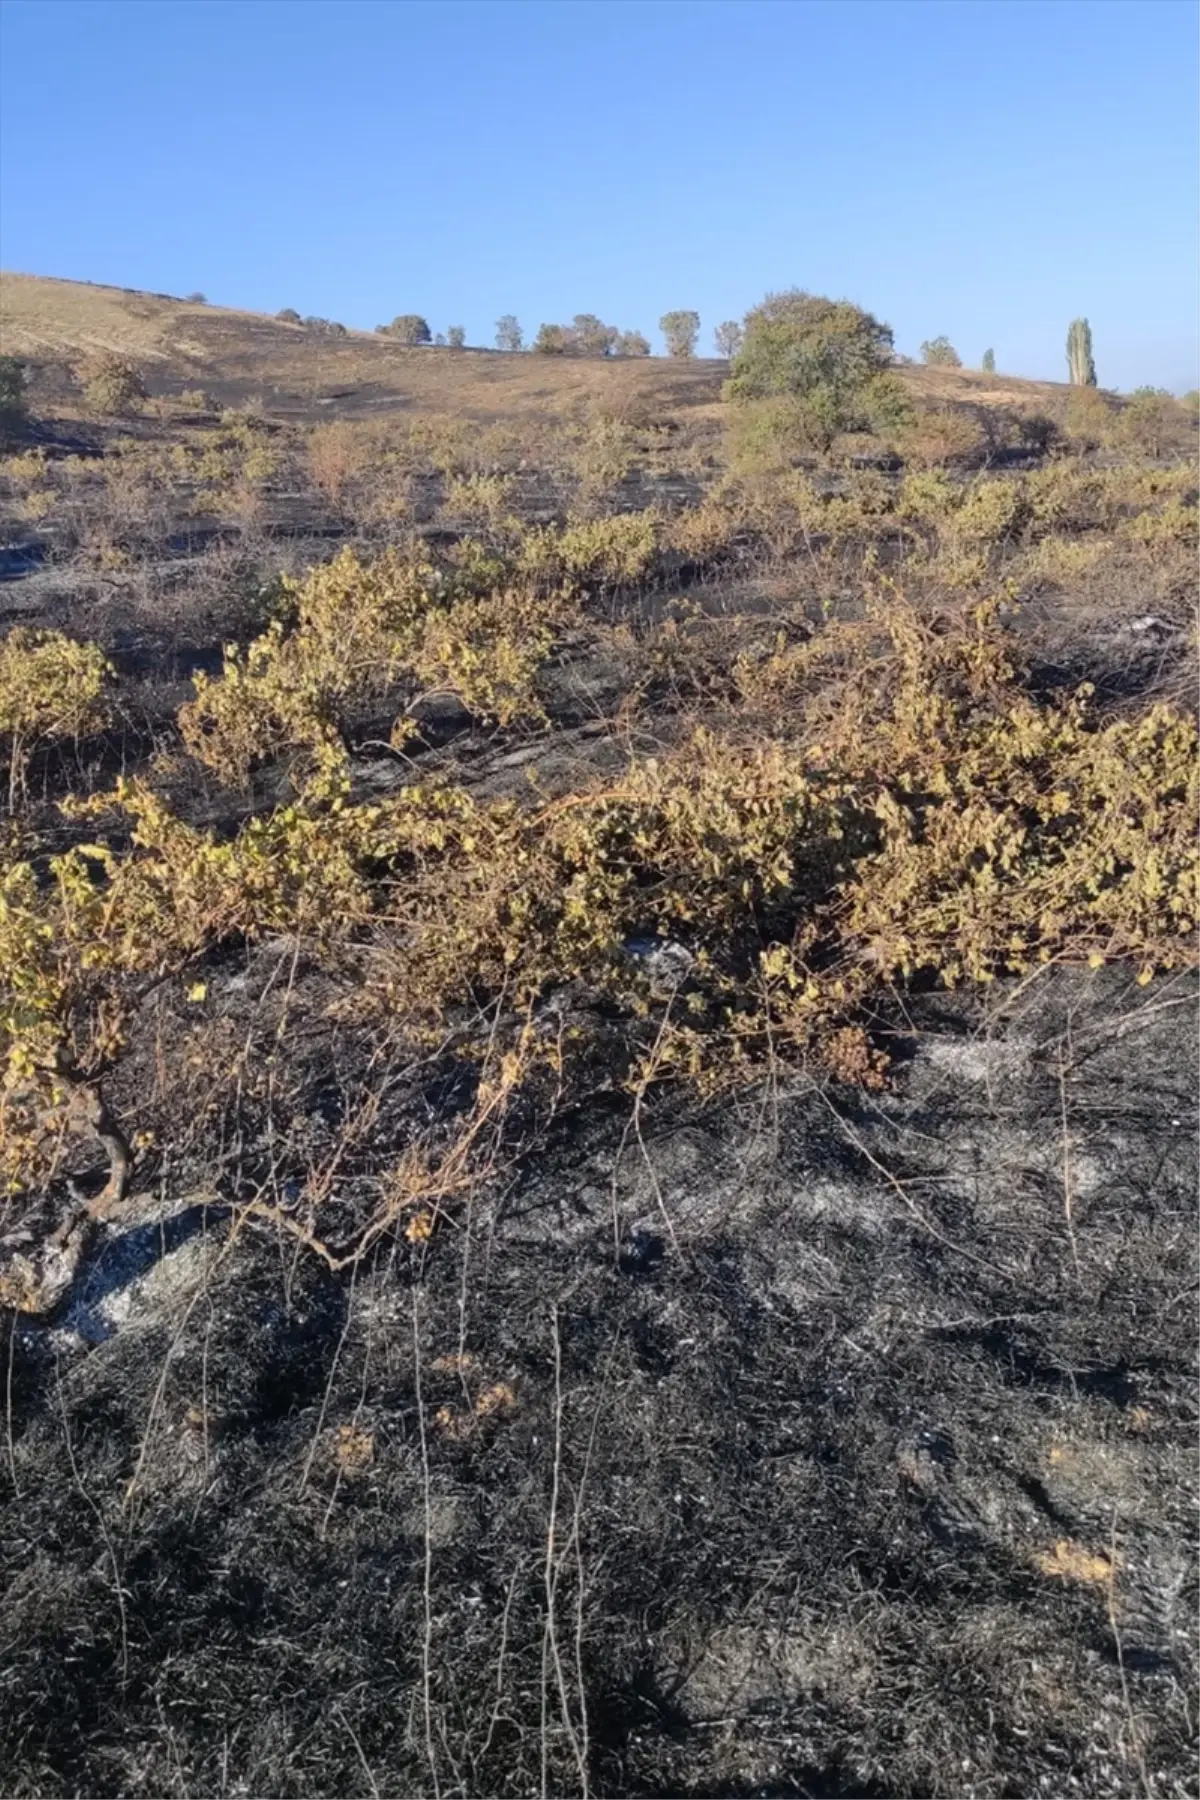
[446,325,466,349]
[494,313,523,351]
[3,471,1195,1193]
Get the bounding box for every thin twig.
[333,1703,382,1800]
[57,1355,129,1683]
[1107,1508,1151,1800]
[543,1301,590,1798]
[814,1084,1003,1276]
[5,1305,20,1498]
[1058,1037,1081,1280]
[412,1285,441,1800]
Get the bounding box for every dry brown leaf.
[334,1423,375,1475]
[1033,1539,1116,1585]
[433,1380,517,1440]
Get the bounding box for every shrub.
[276,307,302,324]
[1016,411,1060,455]
[519,512,658,590]
[0,357,28,441]
[894,405,985,468]
[533,323,569,356]
[185,291,207,304]
[1119,387,1175,460]
[446,326,466,349]
[660,310,700,358]
[308,420,373,507]
[442,472,517,529]
[8,577,1194,1209]
[921,337,962,368]
[304,316,348,337]
[495,315,523,352]
[727,394,843,469]
[382,315,432,346]
[178,545,574,786]
[1064,386,1115,452]
[0,626,112,807]
[82,354,147,417]
[714,321,743,359]
[614,330,650,357]
[981,348,996,374]
[570,410,640,497]
[3,493,1197,1217]
[1067,318,1097,387]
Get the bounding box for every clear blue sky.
[1,0,1196,390]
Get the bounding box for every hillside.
[1,269,1072,425]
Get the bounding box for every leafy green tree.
[724,290,905,453]
[714,320,743,359]
[921,336,962,367]
[447,326,466,349]
[981,348,996,373]
[1067,318,1097,387]
[495,315,523,352]
[533,323,569,355]
[660,310,700,358]
[569,314,617,356]
[614,330,650,357]
[0,356,29,441]
[384,315,432,346]
[727,291,894,400]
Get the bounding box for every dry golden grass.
[2,271,1076,428]
[0,272,720,424]
[901,360,1070,410]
